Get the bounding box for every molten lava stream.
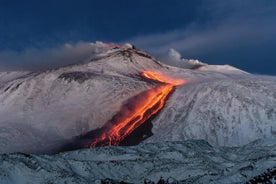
[90,70,185,148]
[141,70,185,86]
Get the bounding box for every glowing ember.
[90,71,186,147]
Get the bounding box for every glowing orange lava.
[90,70,186,147]
[141,70,185,86]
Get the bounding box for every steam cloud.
[160,48,205,69]
[0,41,111,71]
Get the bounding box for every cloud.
[130,16,276,56]
[0,41,112,71]
[128,0,276,74]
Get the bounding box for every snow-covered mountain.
[0,43,275,154]
[0,139,275,184]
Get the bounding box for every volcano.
[0,43,276,183]
[0,43,275,154]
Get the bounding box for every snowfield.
[147,75,276,147]
[0,139,275,184]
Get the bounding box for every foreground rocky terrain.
[0,139,275,184]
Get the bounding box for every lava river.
[90,71,185,147]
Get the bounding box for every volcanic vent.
[88,70,186,147]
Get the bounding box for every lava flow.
[141,70,185,86]
[90,70,185,147]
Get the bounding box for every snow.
[0,71,31,84]
[147,76,276,146]
[0,139,275,184]
[197,64,248,74]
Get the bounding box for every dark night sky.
[0,0,276,75]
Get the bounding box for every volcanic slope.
[146,75,276,147]
[0,43,275,154]
[0,44,169,154]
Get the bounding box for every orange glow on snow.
[90,70,186,147]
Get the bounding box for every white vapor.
[160,48,205,69]
[0,41,112,71]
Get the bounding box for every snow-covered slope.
[147,75,276,147]
[197,64,248,74]
[0,139,275,184]
[0,71,31,84]
[0,44,165,154]
[0,43,275,154]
